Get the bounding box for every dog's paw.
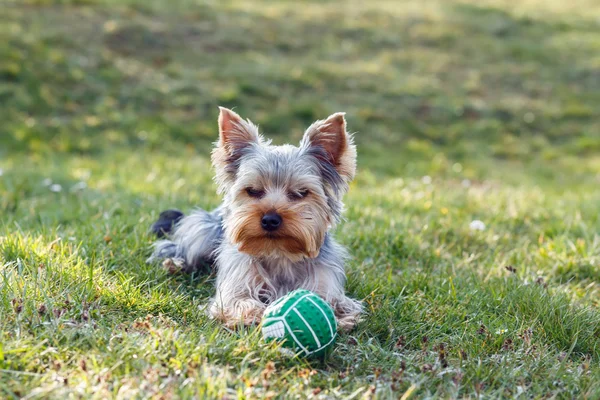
[336,313,362,332]
[162,257,185,274]
[333,297,363,332]
[209,299,265,328]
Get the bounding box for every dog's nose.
[261,212,282,232]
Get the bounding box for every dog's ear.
[301,112,356,184]
[212,107,262,192]
[217,107,261,154]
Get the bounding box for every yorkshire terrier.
[148,107,362,331]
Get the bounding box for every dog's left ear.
[301,112,356,183]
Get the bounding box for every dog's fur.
[148,107,362,331]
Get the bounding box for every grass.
[1,0,600,398]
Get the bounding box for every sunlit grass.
[1,0,599,398]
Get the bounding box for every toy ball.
[262,289,337,358]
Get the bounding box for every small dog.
[148,107,362,331]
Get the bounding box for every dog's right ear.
[212,107,261,192]
[217,107,261,151]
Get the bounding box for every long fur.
[149,108,362,331]
[148,207,223,273]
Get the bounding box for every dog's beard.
[225,204,327,261]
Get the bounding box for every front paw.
[332,297,363,332]
[209,300,265,328]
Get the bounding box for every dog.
[148,107,362,331]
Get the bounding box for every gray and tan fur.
[149,107,362,331]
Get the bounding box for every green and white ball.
[262,289,337,358]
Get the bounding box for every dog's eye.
[245,188,265,198]
[288,189,309,201]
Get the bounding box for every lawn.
[1,0,599,398]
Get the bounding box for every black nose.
[261,212,282,232]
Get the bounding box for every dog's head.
[212,107,356,261]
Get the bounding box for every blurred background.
[1,0,599,190]
[1,2,600,396]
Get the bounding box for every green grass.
[1,0,600,398]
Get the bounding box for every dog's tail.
[150,209,185,238]
[147,207,224,273]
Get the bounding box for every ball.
[262,289,337,358]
